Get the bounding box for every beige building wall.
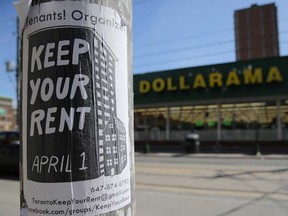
[0,97,17,131]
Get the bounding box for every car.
[0,131,20,172]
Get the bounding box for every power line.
[134,50,234,68]
[134,31,288,59]
[135,28,232,49]
[0,82,16,88]
[135,17,288,49]
[0,76,14,82]
[0,16,17,23]
[279,18,288,23]
[0,77,16,86]
[133,0,154,5]
[135,39,234,59]
[0,38,15,46]
[134,40,288,69]
[0,75,15,80]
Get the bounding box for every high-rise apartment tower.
[234,3,279,61]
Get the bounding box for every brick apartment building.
[234,3,279,61]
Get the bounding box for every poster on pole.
[19,1,132,215]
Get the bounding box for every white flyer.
[20,1,131,215]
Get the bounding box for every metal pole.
[18,0,134,215]
[276,99,282,141]
[144,115,150,153]
[166,106,170,141]
[16,17,20,129]
[217,103,222,141]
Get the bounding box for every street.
[136,154,288,216]
[1,154,288,215]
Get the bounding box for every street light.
[5,61,16,72]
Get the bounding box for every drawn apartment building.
[93,32,128,177]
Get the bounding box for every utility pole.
[16,17,20,105]
[4,18,19,129]
[16,0,134,215]
[16,17,20,130]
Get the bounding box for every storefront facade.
[133,57,288,144]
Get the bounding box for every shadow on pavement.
[216,185,288,216]
[212,168,288,179]
[172,153,187,157]
[0,170,19,181]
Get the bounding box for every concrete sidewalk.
[135,152,288,160]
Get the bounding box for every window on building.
[107,159,112,166]
[106,147,112,154]
[112,134,117,141]
[105,135,111,141]
[120,144,126,152]
[121,155,127,164]
[134,100,284,141]
[113,146,117,153]
[114,158,119,165]
[111,168,115,175]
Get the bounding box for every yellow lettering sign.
[244,68,263,85]
[266,67,283,83]
[152,78,165,92]
[179,76,190,90]
[193,74,207,89]
[167,77,177,91]
[139,80,150,94]
[226,70,241,87]
[138,66,284,95]
[209,72,223,88]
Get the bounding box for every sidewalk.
[135,152,288,160]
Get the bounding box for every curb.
[135,152,288,160]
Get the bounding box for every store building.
[133,57,288,153]
[0,97,17,131]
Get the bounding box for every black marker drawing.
[27,26,127,183]
[93,31,128,176]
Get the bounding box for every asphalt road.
[136,154,288,216]
[0,154,287,216]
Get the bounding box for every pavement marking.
[135,153,288,160]
[136,164,288,181]
[136,183,288,201]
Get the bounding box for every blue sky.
[0,0,288,106]
[0,1,18,105]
